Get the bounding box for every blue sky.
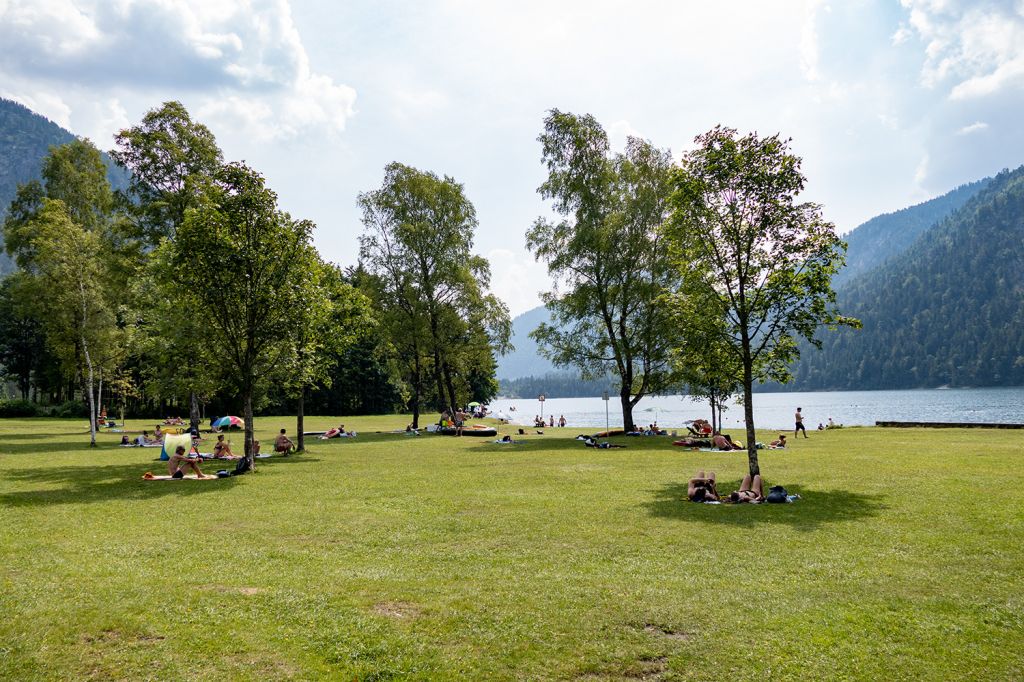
[2,0,1022,314]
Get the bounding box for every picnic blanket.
[141,473,219,481]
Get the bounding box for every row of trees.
[528,112,857,475]
[0,102,510,461]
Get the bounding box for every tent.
[160,433,193,461]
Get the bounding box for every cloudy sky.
[2,0,1023,315]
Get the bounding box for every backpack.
[766,485,789,503]
[232,455,253,476]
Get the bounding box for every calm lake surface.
[493,387,1024,430]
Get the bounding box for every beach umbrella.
[213,415,245,428]
[467,402,481,408]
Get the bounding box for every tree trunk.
[619,387,634,432]
[243,391,255,471]
[410,353,422,429]
[442,363,458,415]
[189,391,201,433]
[82,335,97,448]
[742,358,759,477]
[297,388,305,452]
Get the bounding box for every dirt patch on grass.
[80,629,165,644]
[640,622,692,641]
[372,600,420,619]
[577,655,669,681]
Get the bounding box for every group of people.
[688,470,767,504]
[163,428,298,478]
[533,415,567,428]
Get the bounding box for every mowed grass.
[0,416,1021,681]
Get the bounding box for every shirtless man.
[794,407,808,438]
[712,432,742,450]
[274,428,295,455]
[167,444,208,478]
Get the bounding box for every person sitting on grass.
[688,470,719,502]
[712,432,742,451]
[212,434,236,459]
[770,434,787,448]
[274,428,295,455]
[167,444,208,479]
[729,474,765,503]
[120,434,130,446]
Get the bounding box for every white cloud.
[900,0,1024,99]
[607,120,644,153]
[800,0,824,81]
[486,248,548,317]
[957,121,989,135]
[0,0,356,141]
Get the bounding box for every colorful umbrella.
[213,416,245,429]
[467,402,481,408]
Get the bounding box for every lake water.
[492,387,1024,430]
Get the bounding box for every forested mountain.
[498,372,614,399]
[0,98,128,276]
[834,177,990,287]
[786,166,1024,390]
[495,304,556,379]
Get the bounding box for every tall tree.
[358,162,510,425]
[23,200,118,445]
[112,101,223,431]
[0,274,46,400]
[160,162,323,467]
[527,110,678,432]
[664,126,858,476]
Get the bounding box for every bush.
[51,400,90,418]
[0,399,43,417]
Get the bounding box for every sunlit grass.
[0,416,1021,680]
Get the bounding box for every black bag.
[231,455,253,476]
[766,485,789,503]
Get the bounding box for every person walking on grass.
[794,407,808,438]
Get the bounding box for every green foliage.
[499,372,614,399]
[0,274,46,399]
[358,162,511,424]
[835,176,990,287]
[527,110,678,431]
[782,165,1024,390]
[666,126,857,475]
[160,162,322,457]
[0,399,42,417]
[110,100,223,247]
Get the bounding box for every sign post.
[602,390,610,441]
[538,394,546,423]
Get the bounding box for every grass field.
[0,415,1021,680]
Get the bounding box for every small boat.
[436,424,498,437]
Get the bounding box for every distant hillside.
[496,305,557,379]
[0,98,129,276]
[835,177,991,287]
[786,166,1024,390]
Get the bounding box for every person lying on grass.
[729,474,765,503]
[770,434,787,448]
[688,470,719,502]
[167,445,209,479]
[275,429,295,455]
[712,432,743,450]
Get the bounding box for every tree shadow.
[643,480,886,531]
[0,460,242,509]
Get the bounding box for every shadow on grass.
[0,460,246,508]
[644,481,886,531]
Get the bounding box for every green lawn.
[0,416,1021,680]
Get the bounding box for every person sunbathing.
[688,470,719,502]
[321,424,346,439]
[212,434,237,459]
[729,474,765,503]
[167,444,208,479]
[712,432,742,450]
[770,434,787,448]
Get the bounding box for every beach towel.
[141,473,218,481]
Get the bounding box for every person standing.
[794,407,808,438]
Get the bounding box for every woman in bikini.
[729,473,765,503]
[688,470,719,502]
[212,434,237,459]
